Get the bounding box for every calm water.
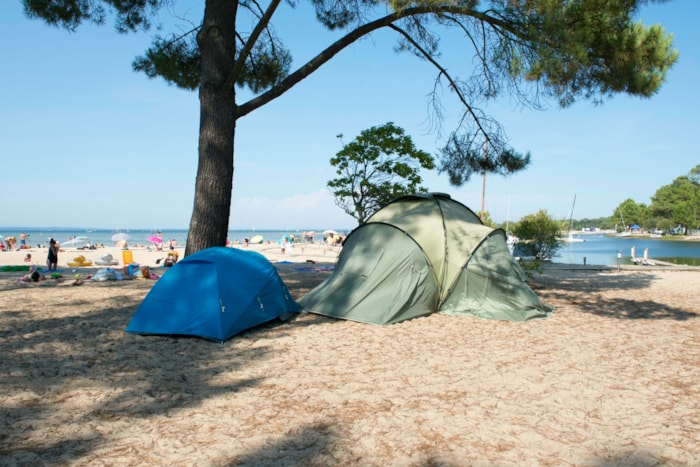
[555,235,700,266]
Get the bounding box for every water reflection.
[554,235,700,266]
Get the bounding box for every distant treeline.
[567,165,700,234]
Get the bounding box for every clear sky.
[1,1,698,230]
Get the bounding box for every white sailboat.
[563,194,585,242]
[617,207,631,237]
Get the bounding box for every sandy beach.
[1,244,699,465]
[1,241,343,273]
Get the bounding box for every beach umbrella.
[111,233,131,242]
[250,234,264,244]
[322,230,338,236]
[61,236,91,248]
[147,235,162,243]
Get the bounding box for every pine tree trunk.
[185,0,238,256]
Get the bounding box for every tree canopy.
[328,123,434,224]
[512,209,563,261]
[648,164,700,231]
[438,134,531,187]
[616,198,649,231]
[22,0,679,254]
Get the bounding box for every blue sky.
[1,1,698,230]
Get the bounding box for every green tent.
[298,193,551,324]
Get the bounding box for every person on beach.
[47,239,59,271]
[24,253,32,263]
[164,246,179,267]
[19,232,27,248]
[281,237,291,255]
[20,265,43,283]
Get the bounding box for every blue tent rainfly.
[126,247,299,342]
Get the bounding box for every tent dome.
[126,247,299,342]
[299,193,551,324]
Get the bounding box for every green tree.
[328,123,434,224]
[511,210,563,261]
[650,174,700,231]
[615,198,650,230]
[438,135,531,221]
[438,134,531,188]
[478,211,497,229]
[689,164,700,185]
[652,216,673,233]
[23,0,679,255]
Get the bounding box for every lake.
[555,234,700,266]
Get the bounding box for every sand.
[1,245,699,465]
[3,241,343,272]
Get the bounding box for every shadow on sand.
[530,267,698,321]
[0,284,283,463]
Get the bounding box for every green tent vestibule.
[299,193,552,325]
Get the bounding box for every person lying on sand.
[19,266,43,283]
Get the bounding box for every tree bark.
[185,0,238,256]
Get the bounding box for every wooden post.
[480,141,487,222]
[481,170,486,222]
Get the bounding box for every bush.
[511,210,563,261]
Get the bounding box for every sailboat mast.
[619,206,627,230]
[568,194,577,233]
[505,195,511,235]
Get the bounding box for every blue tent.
[126,247,299,342]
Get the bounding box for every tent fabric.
[296,225,437,325]
[298,193,551,325]
[126,247,299,342]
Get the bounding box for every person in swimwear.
[47,239,59,271]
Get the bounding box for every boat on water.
[564,233,585,243]
[557,233,700,266]
[562,194,585,243]
[616,206,632,237]
[506,234,517,254]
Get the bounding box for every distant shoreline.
[570,231,700,241]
